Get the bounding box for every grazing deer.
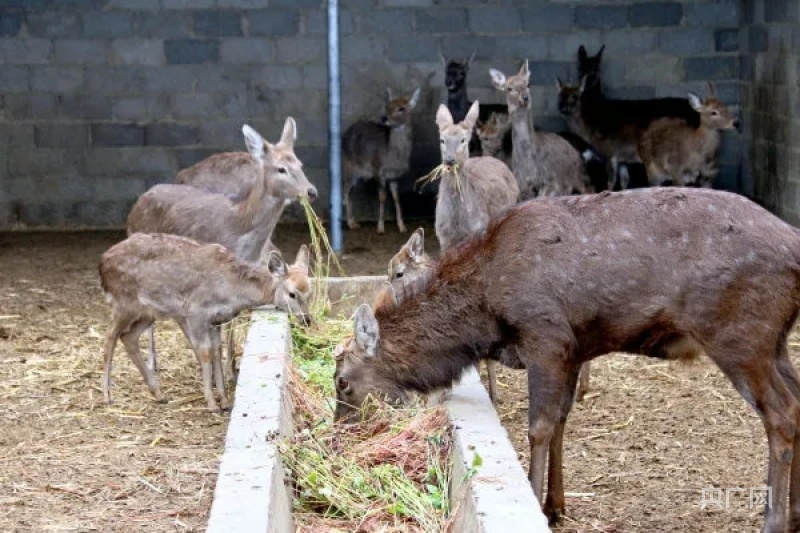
[490,61,592,199]
[342,87,420,234]
[475,112,512,167]
[99,233,287,413]
[334,187,800,533]
[638,85,740,188]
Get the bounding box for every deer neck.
[369,261,502,394]
[234,188,285,264]
[447,86,470,122]
[510,104,536,165]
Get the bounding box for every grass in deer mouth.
[299,197,345,318]
[416,163,462,195]
[282,318,452,532]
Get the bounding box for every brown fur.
[99,233,285,413]
[335,187,800,533]
[476,112,512,167]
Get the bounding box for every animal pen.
[1,1,799,533]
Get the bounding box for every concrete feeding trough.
[206,278,551,533]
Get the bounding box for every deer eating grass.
[333,187,800,533]
[342,87,420,234]
[490,61,592,199]
[639,84,740,188]
[99,233,288,413]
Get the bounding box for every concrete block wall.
[0,0,746,230]
[739,0,800,224]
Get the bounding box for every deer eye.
[711,111,719,116]
[394,271,403,279]
[440,139,445,144]
[337,377,350,393]
[289,291,296,299]
[278,167,287,174]
[398,107,406,112]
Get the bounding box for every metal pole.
[327,0,343,254]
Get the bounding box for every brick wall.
[0,0,746,230]
[740,0,800,224]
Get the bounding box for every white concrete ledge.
[207,280,552,533]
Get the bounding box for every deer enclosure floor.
[0,224,427,533]
[0,225,779,533]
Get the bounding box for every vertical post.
[327,0,343,253]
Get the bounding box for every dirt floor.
[0,221,788,532]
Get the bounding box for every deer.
[333,186,800,533]
[490,60,592,199]
[99,232,288,413]
[475,112,512,167]
[571,45,702,190]
[638,85,740,188]
[342,87,420,234]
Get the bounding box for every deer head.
[333,304,407,422]
[440,49,475,93]
[555,77,581,118]
[436,100,479,169]
[577,44,604,90]
[388,228,426,283]
[271,244,312,325]
[476,112,510,157]
[490,60,530,113]
[242,119,318,203]
[382,87,421,128]
[688,84,741,132]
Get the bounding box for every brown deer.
[342,87,420,234]
[333,187,800,533]
[638,85,740,188]
[490,61,592,199]
[99,232,287,413]
[475,112,512,167]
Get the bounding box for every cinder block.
[415,8,468,34]
[60,94,113,120]
[386,35,434,62]
[35,123,88,147]
[684,0,740,27]
[305,8,354,36]
[548,31,603,63]
[575,5,628,30]
[270,0,320,6]
[171,93,217,120]
[247,9,300,37]
[527,60,571,86]
[0,10,23,37]
[384,0,431,5]
[162,0,214,8]
[303,64,327,89]
[174,148,219,169]
[83,11,134,38]
[30,93,57,119]
[493,35,548,60]
[145,123,201,146]
[765,0,796,23]
[30,66,83,92]
[217,0,269,7]
[221,38,273,64]
[91,176,149,202]
[54,39,107,65]
[251,64,303,90]
[0,123,34,146]
[629,2,682,27]
[133,11,191,38]
[84,147,175,177]
[275,37,325,64]
[110,39,163,66]
[360,9,413,35]
[9,147,81,177]
[140,65,196,93]
[519,4,574,33]
[684,56,739,81]
[469,6,522,34]
[165,39,219,64]
[0,38,52,64]
[18,203,78,228]
[199,120,248,149]
[0,94,31,119]
[439,35,496,61]
[715,29,739,52]
[107,0,160,9]
[91,123,146,147]
[658,28,713,55]
[748,25,768,52]
[25,10,81,38]
[76,200,135,228]
[192,10,242,37]
[294,145,327,169]
[0,65,29,91]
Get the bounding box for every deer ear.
[555,76,564,90]
[596,45,605,60]
[279,117,296,150]
[519,59,529,79]
[242,124,265,162]
[578,75,588,95]
[489,68,507,90]
[408,87,421,109]
[293,244,310,275]
[408,228,424,262]
[266,250,288,278]
[386,86,394,101]
[707,81,716,96]
[353,304,379,357]
[437,45,447,68]
[687,92,703,111]
[578,45,587,63]
[463,100,480,130]
[467,50,476,68]
[435,104,454,130]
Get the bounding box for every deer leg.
[775,341,800,531]
[102,318,125,405]
[377,185,387,234]
[146,325,158,373]
[543,365,580,524]
[224,321,237,385]
[389,180,406,233]
[576,362,591,401]
[210,325,230,411]
[120,318,166,404]
[345,179,360,229]
[713,348,797,533]
[485,360,498,404]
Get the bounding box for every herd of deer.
[96,42,800,532]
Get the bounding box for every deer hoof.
[542,499,565,525]
[397,223,407,233]
[377,223,385,234]
[347,220,360,230]
[155,396,169,404]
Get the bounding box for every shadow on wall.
[749,43,790,216]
